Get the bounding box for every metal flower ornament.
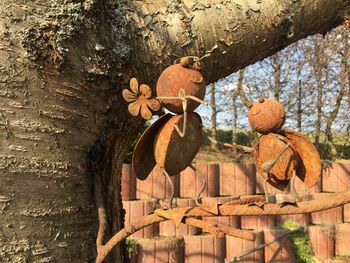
[122,56,208,208]
[122,78,161,120]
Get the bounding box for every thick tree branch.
[126,0,350,84]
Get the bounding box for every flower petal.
[122,89,137,102]
[146,99,161,111]
[130,78,139,94]
[140,104,152,120]
[140,84,152,98]
[128,101,141,117]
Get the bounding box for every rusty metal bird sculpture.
[248,98,321,204]
[122,56,208,208]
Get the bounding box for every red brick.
[202,196,240,229]
[136,237,184,263]
[123,199,159,239]
[336,223,350,256]
[226,230,264,262]
[307,225,335,261]
[159,198,200,237]
[220,163,256,196]
[264,229,296,263]
[344,203,350,223]
[180,166,196,199]
[197,163,220,197]
[136,165,180,200]
[184,235,225,263]
[122,164,137,201]
[311,193,343,225]
[322,163,350,193]
[294,174,321,194]
[241,215,276,230]
[277,214,311,226]
[180,164,220,199]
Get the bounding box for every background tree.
[210,83,218,146]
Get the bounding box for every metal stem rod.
[229,227,304,262]
[163,168,175,209]
[190,164,207,206]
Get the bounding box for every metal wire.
[190,164,207,206]
[163,168,175,209]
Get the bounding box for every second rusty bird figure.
[248,98,321,204]
[122,57,207,208]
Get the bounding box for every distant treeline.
[124,125,350,163]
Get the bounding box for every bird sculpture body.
[122,57,207,208]
[248,98,321,203]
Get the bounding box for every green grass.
[125,237,137,258]
[333,254,350,260]
[279,221,316,263]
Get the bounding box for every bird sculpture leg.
[289,171,299,202]
[162,168,175,209]
[190,164,207,206]
[263,176,270,203]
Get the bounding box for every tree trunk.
[325,29,349,143]
[313,40,323,146]
[297,79,303,132]
[232,72,245,143]
[0,0,349,262]
[272,54,282,100]
[0,1,140,262]
[210,83,217,144]
[237,69,249,107]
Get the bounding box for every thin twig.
[204,130,254,153]
[190,164,207,206]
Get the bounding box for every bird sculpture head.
[247,98,286,134]
[156,57,206,114]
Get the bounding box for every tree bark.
[210,83,217,144]
[313,39,324,146]
[0,0,349,262]
[297,79,302,132]
[325,29,349,143]
[237,69,249,107]
[272,54,282,100]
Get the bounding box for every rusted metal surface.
[132,113,172,180]
[225,195,266,205]
[278,129,321,187]
[124,57,208,208]
[154,113,202,176]
[122,78,161,120]
[254,133,298,190]
[248,98,321,195]
[248,98,286,134]
[156,62,206,114]
[95,189,350,262]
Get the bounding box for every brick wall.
[121,162,350,263]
